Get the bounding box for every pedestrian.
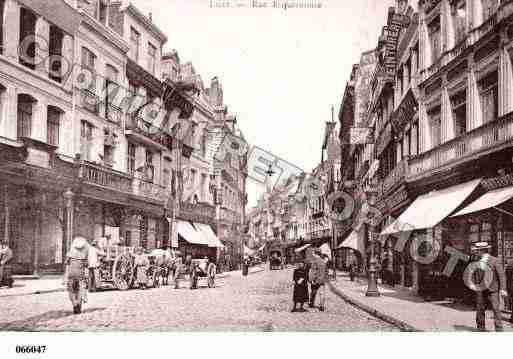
[308,249,327,311]
[0,241,14,288]
[291,260,309,312]
[348,250,358,282]
[242,255,250,276]
[469,242,508,332]
[506,259,513,324]
[87,239,105,292]
[134,247,150,289]
[64,236,90,314]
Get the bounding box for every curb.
[327,282,421,332]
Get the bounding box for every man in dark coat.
[469,242,508,332]
[292,260,309,312]
[506,259,513,323]
[0,241,14,288]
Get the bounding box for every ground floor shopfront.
[0,143,169,275]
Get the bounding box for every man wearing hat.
[87,239,105,292]
[469,241,508,331]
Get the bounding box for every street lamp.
[364,190,380,297]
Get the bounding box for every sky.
[131,0,400,206]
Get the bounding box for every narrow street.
[0,268,397,331]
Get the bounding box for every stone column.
[418,99,431,152]
[35,16,50,76]
[467,58,482,131]
[62,189,74,267]
[5,85,18,140]
[441,76,455,143]
[3,0,21,62]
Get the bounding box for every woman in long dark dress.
[292,261,309,312]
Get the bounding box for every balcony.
[219,207,239,225]
[133,179,167,202]
[178,201,216,224]
[79,161,132,193]
[125,115,173,151]
[408,112,513,180]
[379,159,408,198]
[468,13,497,46]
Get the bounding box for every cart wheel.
[113,254,134,290]
[207,263,216,288]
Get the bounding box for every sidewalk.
[0,265,266,299]
[329,272,513,332]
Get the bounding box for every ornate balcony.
[408,112,513,180]
[125,115,173,151]
[79,161,132,193]
[178,201,216,224]
[106,103,123,125]
[133,179,167,202]
[379,159,408,198]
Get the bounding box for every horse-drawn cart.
[95,246,161,290]
[172,257,216,289]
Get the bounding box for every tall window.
[428,17,441,64]
[452,1,466,44]
[19,8,37,69]
[428,106,442,147]
[479,71,498,124]
[47,106,61,146]
[98,0,107,24]
[127,143,136,175]
[145,149,154,182]
[17,94,35,139]
[80,120,94,161]
[482,0,499,21]
[130,27,140,62]
[103,130,114,167]
[201,133,207,157]
[451,90,467,136]
[49,26,64,83]
[147,43,157,75]
[411,120,419,156]
[81,46,96,70]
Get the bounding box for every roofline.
[122,3,168,44]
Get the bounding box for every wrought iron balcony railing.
[408,112,513,179]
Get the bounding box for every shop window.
[452,0,466,44]
[49,25,64,83]
[428,106,442,147]
[130,27,140,62]
[17,94,36,139]
[428,17,441,64]
[479,71,498,124]
[451,90,467,136]
[47,106,62,146]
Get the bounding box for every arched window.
[17,94,37,139]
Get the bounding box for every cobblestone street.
[0,268,397,331]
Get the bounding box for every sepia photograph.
[1,0,513,356]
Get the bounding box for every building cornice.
[122,3,168,44]
[79,10,129,54]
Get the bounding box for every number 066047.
[15,346,46,354]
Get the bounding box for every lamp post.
[365,190,380,297]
